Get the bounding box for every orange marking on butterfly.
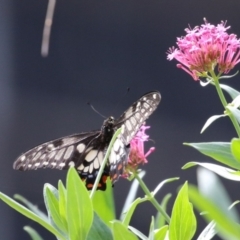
[101,175,108,183]
[87,183,93,188]
[112,173,117,180]
[117,163,123,170]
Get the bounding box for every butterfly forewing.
[109,91,161,182]
[115,91,161,144]
[13,91,161,190]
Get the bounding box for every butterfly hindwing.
[13,91,161,190]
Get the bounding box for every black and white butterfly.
[13,91,161,190]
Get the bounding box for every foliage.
[1,19,240,240]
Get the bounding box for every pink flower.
[167,19,240,80]
[122,125,155,178]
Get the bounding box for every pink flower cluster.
[167,19,240,80]
[123,125,155,178]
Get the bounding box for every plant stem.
[90,128,122,199]
[210,71,240,138]
[133,172,171,223]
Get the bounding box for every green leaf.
[220,84,240,100]
[169,182,196,240]
[111,221,138,240]
[43,184,61,230]
[23,226,44,240]
[188,185,240,240]
[155,194,172,229]
[183,162,240,181]
[58,180,68,231]
[197,221,216,240]
[154,226,168,240]
[0,192,65,240]
[201,114,226,133]
[184,142,240,169]
[226,106,240,124]
[14,194,48,222]
[120,171,145,221]
[122,197,146,226]
[127,226,147,240]
[148,216,155,240]
[231,138,240,162]
[92,178,115,227]
[87,212,113,240]
[232,95,240,108]
[229,201,240,209]
[44,185,68,233]
[66,167,93,240]
[152,177,179,196]
[197,168,239,223]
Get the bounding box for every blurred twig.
[41,0,56,57]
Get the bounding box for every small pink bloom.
[122,125,155,178]
[167,19,240,80]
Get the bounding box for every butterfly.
[13,91,161,190]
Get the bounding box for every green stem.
[210,70,240,138]
[90,128,122,199]
[133,172,171,223]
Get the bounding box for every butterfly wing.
[13,91,161,189]
[13,131,110,190]
[109,91,161,182]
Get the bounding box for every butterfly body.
[13,91,161,190]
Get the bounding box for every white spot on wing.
[97,151,103,164]
[40,154,46,159]
[126,120,132,131]
[48,151,56,159]
[20,155,26,162]
[153,93,157,99]
[136,113,140,119]
[32,152,41,161]
[143,102,149,108]
[77,143,85,153]
[130,117,136,125]
[89,164,93,173]
[37,146,43,151]
[69,161,75,167]
[59,162,65,168]
[77,164,84,171]
[55,148,65,160]
[47,144,54,151]
[109,151,117,164]
[121,125,125,134]
[84,166,89,172]
[64,146,74,160]
[62,137,77,146]
[85,150,98,162]
[94,157,99,169]
[114,139,120,151]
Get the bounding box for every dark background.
[0,0,240,239]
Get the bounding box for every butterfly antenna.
[87,102,106,118]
